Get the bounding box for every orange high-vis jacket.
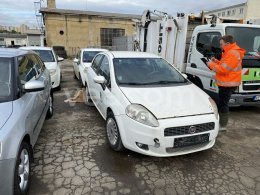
[209,43,246,87]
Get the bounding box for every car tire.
[85,82,94,106]
[106,112,125,151]
[56,84,61,91]
[74,72,77,79]
[46,93,54,119]
[13,141,32,195]
[79,74,84,88]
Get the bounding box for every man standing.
[208,35,245,131]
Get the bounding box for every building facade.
[40,0,138,56]
[206,0,260,20]
[0,34,27,47]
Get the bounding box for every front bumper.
[230,93,260,106]
[50,71,60,89]
[115,114,219,157]
[0,158,16,195]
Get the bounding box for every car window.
[92,54,104,73]
[98,56,111,87]
[35,55,46,70]
[18,55,37,84]
[28,54,43,76]
[196,32,222,56]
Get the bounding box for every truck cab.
[186,24,260,106]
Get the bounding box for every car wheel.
[79,74,84,88]
[46,93,54,119]
[106,112,125,151]
[74,72,77,79]
[13,142,32,195]
[85,82,94,106]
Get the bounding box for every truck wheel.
[13,142,32,195]
[106,112,125,152]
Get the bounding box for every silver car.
[0,48,53,195]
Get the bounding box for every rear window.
[33,50,55,62]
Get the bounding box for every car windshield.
[83,51,101,63]
[113,58,188,86]
[226,27,260,54]
[0,58,12,101]
[33,50,55,62]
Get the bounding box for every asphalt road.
[29,60,260,195]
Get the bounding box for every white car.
[20,46,63,90]
[85,51,219,157]
[73,48,107,87]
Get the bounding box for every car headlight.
[49,69,57,76]
[126,104,159,127]
[209,97,219,119]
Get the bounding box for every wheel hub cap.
[107,118,118,145]
[18,149,29,191]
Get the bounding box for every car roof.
[81,48,108,52]
[108,51,161,58]
[0,48,30,58]
[20,46,53,51]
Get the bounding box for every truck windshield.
[113,58,188,86]
[0,58,12,102]
[226,27,260,54]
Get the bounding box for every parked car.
[85,51,219,157]
[53,46,67,59]
[0,48,53,194]
[20,46,63,90]
[73,48,107,87]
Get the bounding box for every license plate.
[253,96,260,101]
[174,134,209,148]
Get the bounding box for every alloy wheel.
[106,118,118,146]
[18,149,30,191]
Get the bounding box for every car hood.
[120,84,213,119]
[0,101,13,130]
[44,62,57,70]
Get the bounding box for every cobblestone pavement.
[29,60,260,195]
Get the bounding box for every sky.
[0,0,245,28]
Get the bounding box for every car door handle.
[191,63,197,68]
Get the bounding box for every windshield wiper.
[119,82,145,85]
[142,80,186,85]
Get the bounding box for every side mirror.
[182,73,188,79]
[94,76,106,84]
[24,80,45,92]
[73,58,79,64]
[58,56,64,62]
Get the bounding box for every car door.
[88,54,104,99]
[73,51,80,79]
[189,31,222,92]
[18,55,42,144]
[34,54,50,104]
[96,55,113,117]
[78,50,85,85]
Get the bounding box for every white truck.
[134,10,260,106]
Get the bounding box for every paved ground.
[29,60,260,195]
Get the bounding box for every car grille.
[164,122,215,137]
